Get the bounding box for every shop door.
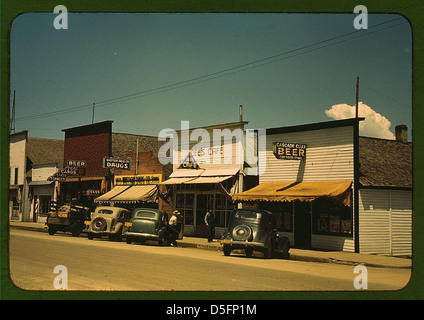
[195,194,209,237]
[294,202,312,249]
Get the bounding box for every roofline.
[10,130,28,137]
[359,135,412,144]
[171,120,249,133]
[62,120,113,132]
[266,118,365,135]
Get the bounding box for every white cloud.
[325,102,395,140]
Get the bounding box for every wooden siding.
[391,190,412,257]
[359,189,412,256]
[261,125,354,183]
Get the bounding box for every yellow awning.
[233,181,352,206]
[94,186,131,202]
[94,185,157,203]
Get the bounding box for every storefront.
[160,121,252,237]
[163,168,240,237]
[234,118,359,251]
[94,150,168,212]
[56,121,114,209]
[233,118,413,256]
[233,180,353,250]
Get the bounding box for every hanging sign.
[273,142,307,160]
[178,152,200,169]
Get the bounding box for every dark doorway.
[294,201,312,249]
[195,194,208,237]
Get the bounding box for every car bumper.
[220,239,266,249]
[124,232,161,240]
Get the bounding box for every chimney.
[239,105,243,122]
[395,125,408,143]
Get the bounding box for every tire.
[48,228,56,235]
[245,247,254,258]
[281,241,290,260]
[91,217,107,232]
[71,221,82,237]
[223,244,231,256]
[126,237,132,244]
[88,233,94,240]
[112,223,123,242]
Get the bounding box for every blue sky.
[10,12,412,140]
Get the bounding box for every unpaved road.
[8,229,411,291]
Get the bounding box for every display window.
[259,201,293,232]
[313,198,352,236]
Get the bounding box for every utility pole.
[355,76,359,118]
[10,90,16,133]
[92,102,95,124]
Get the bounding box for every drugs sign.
[273,142,306,160]
[103,157,131,170]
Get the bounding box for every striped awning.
[94,185,157,203]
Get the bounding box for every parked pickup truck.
[44,201,91,237]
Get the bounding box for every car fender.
[111,222,123,234]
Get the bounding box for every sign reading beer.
[67,160,86,167]
[103,157,131,170]
[273,142,307,160]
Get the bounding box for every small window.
[135,211,156,219]
[97,209,113,215]
[14,168,18,185]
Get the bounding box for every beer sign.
[273,142,306,160]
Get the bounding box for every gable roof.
[26,138,64,177]
[359,136,412,189]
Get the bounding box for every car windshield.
[135,211,156,219]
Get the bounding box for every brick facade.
[62,121,112,176]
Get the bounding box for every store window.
[313,198,352,236]
[259,201,293,232]
[39,195,51,214]
[175,193,194,225]
[214,193,226,227]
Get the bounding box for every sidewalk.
[8,221,411,269]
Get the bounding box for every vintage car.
[220,209,290,259]
[45,201,91,237]
[124,208,170,245]
[87,206,131,241]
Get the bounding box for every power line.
[16,18,406,122]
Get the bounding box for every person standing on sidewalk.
[168,210,181,247]
[204,208,215,242]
